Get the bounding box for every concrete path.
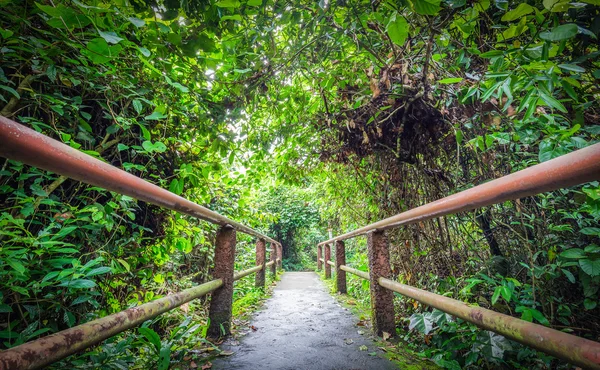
[212,272,398,370]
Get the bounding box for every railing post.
[208,225,236,338]
[324,243,331,279]
[317,245,322,271]
[270,242,277,277]
[367,230,395,337]
[255,238,266,288]
[335,240,346,294]
[277,244,283,269]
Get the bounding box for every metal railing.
[0,117,283,370]
[317,143,600,369]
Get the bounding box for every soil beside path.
[212,271,398,370]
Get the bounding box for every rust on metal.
[317,245,323,270]
[324,244,332,279]
[377,277,600,369]
[269,242,277,277]
[0,279,222,370]
[0,117,280,245]
[255,239,266,288]
[318,143,600,246]
[367,231,395,337]
[335,241,347,294]
[208,226,236,338]
[340,265,370,280]
[233,265,263,281]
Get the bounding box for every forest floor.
[212,272,437,370]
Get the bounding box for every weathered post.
[255,238,266,288]
[335,240,346,294]
[208,225,236,338]
[317,245,322,271]
[270,242,277,277]
[277,244,283,269]
[324,243,331,279]
[367,230,395,337]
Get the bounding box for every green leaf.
[386,13,409,46]
[83,38,122,64]
[158,346,171,370]
[580,258,600,276]
[169,179,184,195]
[581,227,600,236]
[58,279,97,289]
[540,24,578,42]
[538,91,567,113]
[410,0,442,15]
[98,30,124,44]
[6,258,26,274]
[133,99,143,114]
[142,140,167,153]
[529,308,549,325]
[85,267,112,277]
[438,77,463,84]
[491,286,501,305]
[558,64,585,73]
[584,298,597,310]
[543,0,571,12]
[561,268,575,283]
[0,28,14,39]
[0,85,20,99]
[215,0,241,7]
[221,15,242,21]
[128,17,146,27]
[501,3,533,22]
[139,327,162,351]
[560,248,586,259]
[145,111,167,120]
[247,0,262,5]
[409,313,433,334]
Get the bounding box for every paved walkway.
[212,272,398,370]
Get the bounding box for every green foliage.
[1,0,599,368]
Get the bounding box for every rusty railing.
[0,117,283,370]
[317,143,600,369]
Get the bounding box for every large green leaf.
[580,258,600,276]
[501,3,534,22]
[408,313,433,334]
[410,0,441,15]
[386,13,409,46]
[82,38,122,64]
[540,24,578,42]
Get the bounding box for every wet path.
[212,272,398,370]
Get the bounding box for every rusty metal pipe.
[233,265,263,281]
[326,260,335,267]
[0,117,280,245]
[340,265,370,280]
[319,258,324,263]
[266,260,275,267]
[378,277,600,369]
[0,279,223,370]
[318,143,600,246]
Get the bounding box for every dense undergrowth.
[1,0,600,369]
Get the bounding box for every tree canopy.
[1,0,599,368]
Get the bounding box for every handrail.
[318,143,600,245]
[234,265,263,280]
[326,260,335,267]
[377,277,600,370]
[0,259,277,370]
[0,279,223,370]
[0,117,280,245]
[340,265,369,280]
